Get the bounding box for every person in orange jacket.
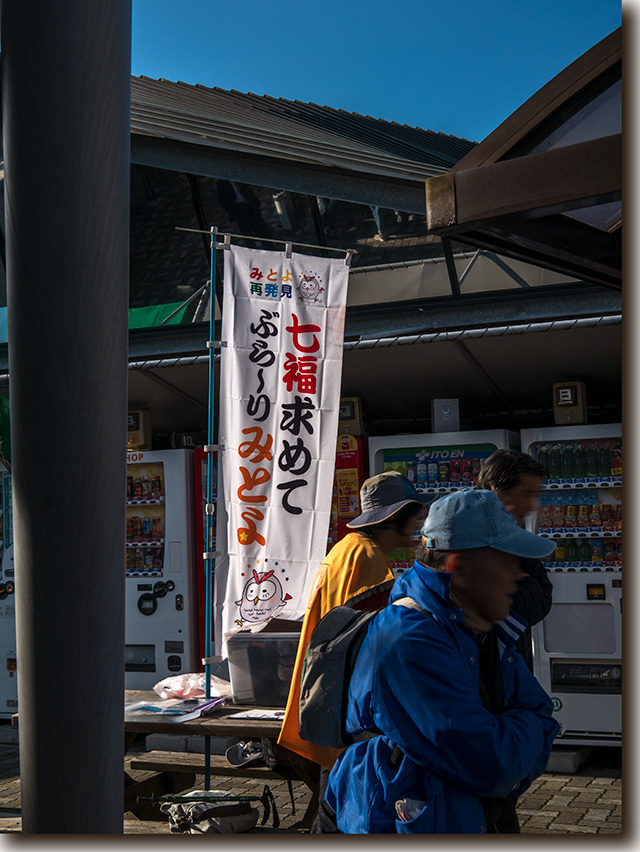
[277,471,433,817]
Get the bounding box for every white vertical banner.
[216,245,349,654]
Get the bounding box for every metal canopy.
[424,28,621,290]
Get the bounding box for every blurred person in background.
[477,449,553,670]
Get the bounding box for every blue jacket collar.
[390,560,528,648]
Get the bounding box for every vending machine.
[125,449,199,689]
[194,446,218,665]
[521,424,622,746]
[327,434,369,551]
[368,430,520,574]
[0,465,15,718]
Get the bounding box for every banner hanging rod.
[175,226,357,261]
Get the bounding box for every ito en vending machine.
[521,424,622,746]
[368,430,519,574]
[0,464,15,718]
[125,449,199,689]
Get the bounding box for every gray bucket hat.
[347,471,434,529]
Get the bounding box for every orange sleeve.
[276,533,393,769]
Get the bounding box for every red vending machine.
[194,447,218,665]
[326,434,369,550]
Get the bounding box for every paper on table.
[124,696,226,723]
[226,709,286,720]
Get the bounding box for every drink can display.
[427,462,438,483]
[471,459,482,483]
[438,461,449,482]
[561,444,575,479]
[142,477,152,498]
[599,504,614,531]
[152,517,163,539]
[461,459,473,483]
[539,506,552,530]
[578,539,592,563]
[142,517,152,538]
[586,442,599,479]
[603,540,617,566]
[566,540,579,564]
[598,442,612,478]
[554,542,566,562]
[574,443,587,478]
[416,462,427,483]
[126,476,134,500]
[564,504,577,529]
[589,504,601,529]
[406,464,417,483]
[611,441,622,476]
[591,539,604,563]
[450,461,461,482]
[152,475,163,497]
[552,505,565,529]
[134,477,143,498]
[548,445,562,479]
[125,550,135,572]
[577,505,590,528]
[615,503,622,530]
[143,549,154,568]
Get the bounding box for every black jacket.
[510,557,553,670]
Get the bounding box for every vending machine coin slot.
[167,655,182,672]
[137,593,157,616]
[175,594,184,611]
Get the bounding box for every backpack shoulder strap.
[392,596,434,621]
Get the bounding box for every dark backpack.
[298,596,428,749]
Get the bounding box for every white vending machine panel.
[368,430,519,574]
[521,424,622,746]
[125,449,198,689]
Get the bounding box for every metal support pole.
[2,0,131,834]
[203,228,219,789]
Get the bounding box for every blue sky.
[132,0,621,143]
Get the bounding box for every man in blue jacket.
[322,489,559,834]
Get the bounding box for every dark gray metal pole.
[1,1,131,834]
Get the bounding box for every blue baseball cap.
[347,471,435,528]
[421,489,555,559]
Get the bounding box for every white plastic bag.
[153,673,232,700]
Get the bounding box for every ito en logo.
[297,271,325,304]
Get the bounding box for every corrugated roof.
[131,77,476,183]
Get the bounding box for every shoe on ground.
[225,740,265,767]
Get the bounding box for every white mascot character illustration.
[297,273,324,303]
[235,568,292,625]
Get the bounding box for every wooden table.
[124,690,319,826]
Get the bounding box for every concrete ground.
[0,736,622,835]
